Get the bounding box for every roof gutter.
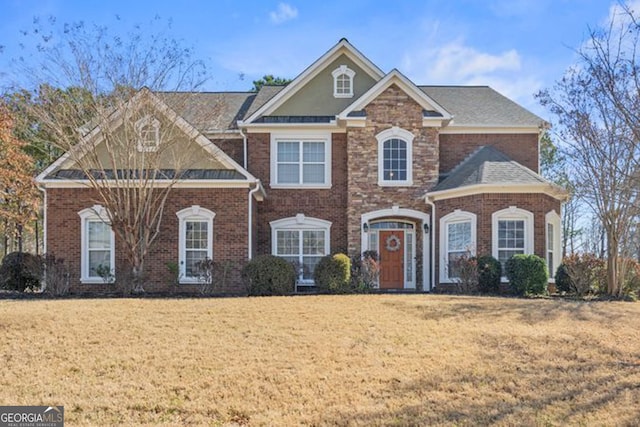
[240,127,248,169]
[425,197,436,292]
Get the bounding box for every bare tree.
[537,3,640,296]
[14,17,224,292]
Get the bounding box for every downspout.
[426,197,436,292]
[37,186,47,255]
[247,180,261,260]
[240,127,248,169]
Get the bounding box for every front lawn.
[1,295,639,425]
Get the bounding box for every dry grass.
[1,295,639,426]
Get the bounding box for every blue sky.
[0,0,628,117]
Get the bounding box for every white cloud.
[402,39,543,111]
[269,3,298,25]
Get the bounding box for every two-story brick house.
[36,39,567,293]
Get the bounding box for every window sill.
[179,279,200,285]
[80,278,113,284]
[270,183,332,190]
[333,93,353,98]
[378,181,414,187]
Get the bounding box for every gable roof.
[420,86,545,128]
[36,88,258,186]
[427,146,567,201]
[338,69,452,123]
[241,38,385,124]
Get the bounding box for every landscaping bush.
[0,252,43,292]
[242,255,296,296]
[621,258,640,300]
[350,251,380,293]
[451,254,478,294]
[314,253,351,293]
[43,254,70,296]
[475,255,501,294]
[554,263,571,294]
[562,253,606,296]
[195,258,233,295]
[505,254,548,296]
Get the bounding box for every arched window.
[135,115,160,152]
[439,210,477,283]
[331,65,356,98]
[176,206,216,283]
[78,205,115,283]
[492,206,534,275]
[270,214,331,285]
[376,127,414,186]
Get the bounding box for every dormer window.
[331,65,355,98]
[135,115,160,152]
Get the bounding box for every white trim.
[78,205,115,284]
[38,179,255,189]
[439,125,541,134]
[176,205,216,284]
[241,123,343,132]
[439,210,477,283]
[332,65,356,98]
[361,207,430,291]
[376,127,414,186]
[243,39,385,124]
[545,210,562,281]
[270,130,332,189]
[337,69,452,123]
[492,206,534,280]
[426,183,569,201]
[270,215,332,285]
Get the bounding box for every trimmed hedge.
[0,252,43,292]
[505,254,548,296]
[314,253,351,293]
[475,255,502,294]
[242,255,296,296]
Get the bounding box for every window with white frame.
[331,65,356,98]
[177,206,215,283]
[492,207,534,274]
[135,115,160,152]
[270,215,331,284]
[376,127,414,186]
[270,132,331,188]
[439,210,477,282]
[78,205,115,283]
[546,210,562,280]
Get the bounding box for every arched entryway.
[361,207,431,291]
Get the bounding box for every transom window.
[439,210,477,282]
[492,207,534,277]
[331,65,355,98]
[135,115,160,152]
[79,205,115,283]
[271,215,331,285]
[177,206,215,283]
[271,132,331,188]
[376,127,414,186]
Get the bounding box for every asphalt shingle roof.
[420,86,545,127]
[432,146,548,192]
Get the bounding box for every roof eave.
[426,183,569,202]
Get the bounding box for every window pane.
[302,256,322,280]
[448,251,467,279]
[547,223,554,248]
[303,164,324,183]
[383,138,408,181]
[303,230,325,255]
[278,164,299,183]
[498,220,525,250]
[88,221,111,249]
[277,230,299,255]
[186,221,208,250]
[277,141,299,162]
[89,250,110,276]
[186,250,207,277]
[303,142,324,162]
[448,222,471,251]
[406,234,413,282]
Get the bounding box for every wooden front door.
[379,230,404,289]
